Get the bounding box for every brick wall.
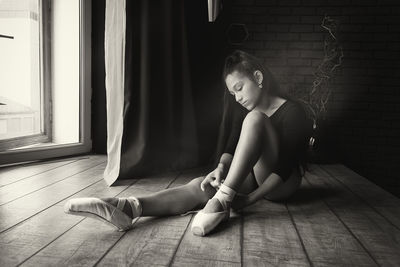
[227,0,400,196]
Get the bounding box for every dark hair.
[222,50,283,97]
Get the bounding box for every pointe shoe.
[64,197,141,231]
[191,199,230,236]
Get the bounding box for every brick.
[244,7,267,14]
[341,33,374,41]
[295,66,315,75]
[345,50,371,59]
[244,41,264,49]
[233,0,255,5]
[277,0,301,6]
[264,41,288,49]
[300,33,324,41]
[342,42,361,50]
[367,6,396,15]
[363,25,387,32]
[232,14,254,23]
[290,24,314,32]
[374,51,400,59]
[312,59,322,67]
[263,57,287,66]
[300,50,324,58]
[300,0,328,6]
[255,49,285,57]
[350,16,376,23]
[254,0,277,6]
[373,33,400,42]
[340,24,364,32]
[312,42,324,50]
[288,41,314,49]
[387,43,400,50]
[387,25,400,32]
[253,32,276,40]
[267,24,290,32]
[342,7,370,15]
[293,7,316,15]
[350,0,378,6]
[287,50,301,57]
[316,7,342,15]
[326,0,355,6]
[288,58,311,66]
[377,16,400,24]
[277,16,300,23]
[253,15,275,23]
[268,7,292,15]
[232,6,245,14]
[247,24,266,32]
[276,32,300,40]
[301,15,324,24]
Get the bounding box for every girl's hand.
[200,166,226,191]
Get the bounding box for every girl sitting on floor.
[64,50,312,236]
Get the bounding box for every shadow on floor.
[284,185,342,205]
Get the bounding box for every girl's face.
[225,70,262,111]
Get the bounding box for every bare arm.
[201,153,233,191]
[217,153,233,177]
[248,173,283,203]
[232,172,284,209]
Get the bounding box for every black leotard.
[224,100,312,181]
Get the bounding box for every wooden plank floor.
[1,154,400,266]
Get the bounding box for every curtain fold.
[104,0,199,185]
[103,0,126,185]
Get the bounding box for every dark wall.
[229,0,400,196]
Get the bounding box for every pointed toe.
[191,210,229,236]
[63,197,134,231]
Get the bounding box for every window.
[0,0,91,165]
[0,0,48,150]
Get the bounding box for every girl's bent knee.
[242,111,273,132]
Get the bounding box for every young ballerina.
[64,50,312,236]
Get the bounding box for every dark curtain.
[118,0,198,179]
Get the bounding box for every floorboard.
[0,178,133,266]
[0,157,79,187]
[242,199,310,266]
[320,164,400,230]
[306,165,400,266]
[21,172,178,267]
[97,169,206,267]
[286,179,377,266]
[0,158,106,233]
[0,156,105,205]
[172,204,242,265]
[1,155,400,266]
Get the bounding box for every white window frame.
[0,0,92,165]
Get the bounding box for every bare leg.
[205,111,279,212]
[103,177,216,217]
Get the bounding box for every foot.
[202,198,225,213]
[64,197,141,231]
[101,198,133,218]
[191,198,230,236]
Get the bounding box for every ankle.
[213,184,236,210]
[126,197,142,218]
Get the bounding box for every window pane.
[0,0,42,140]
